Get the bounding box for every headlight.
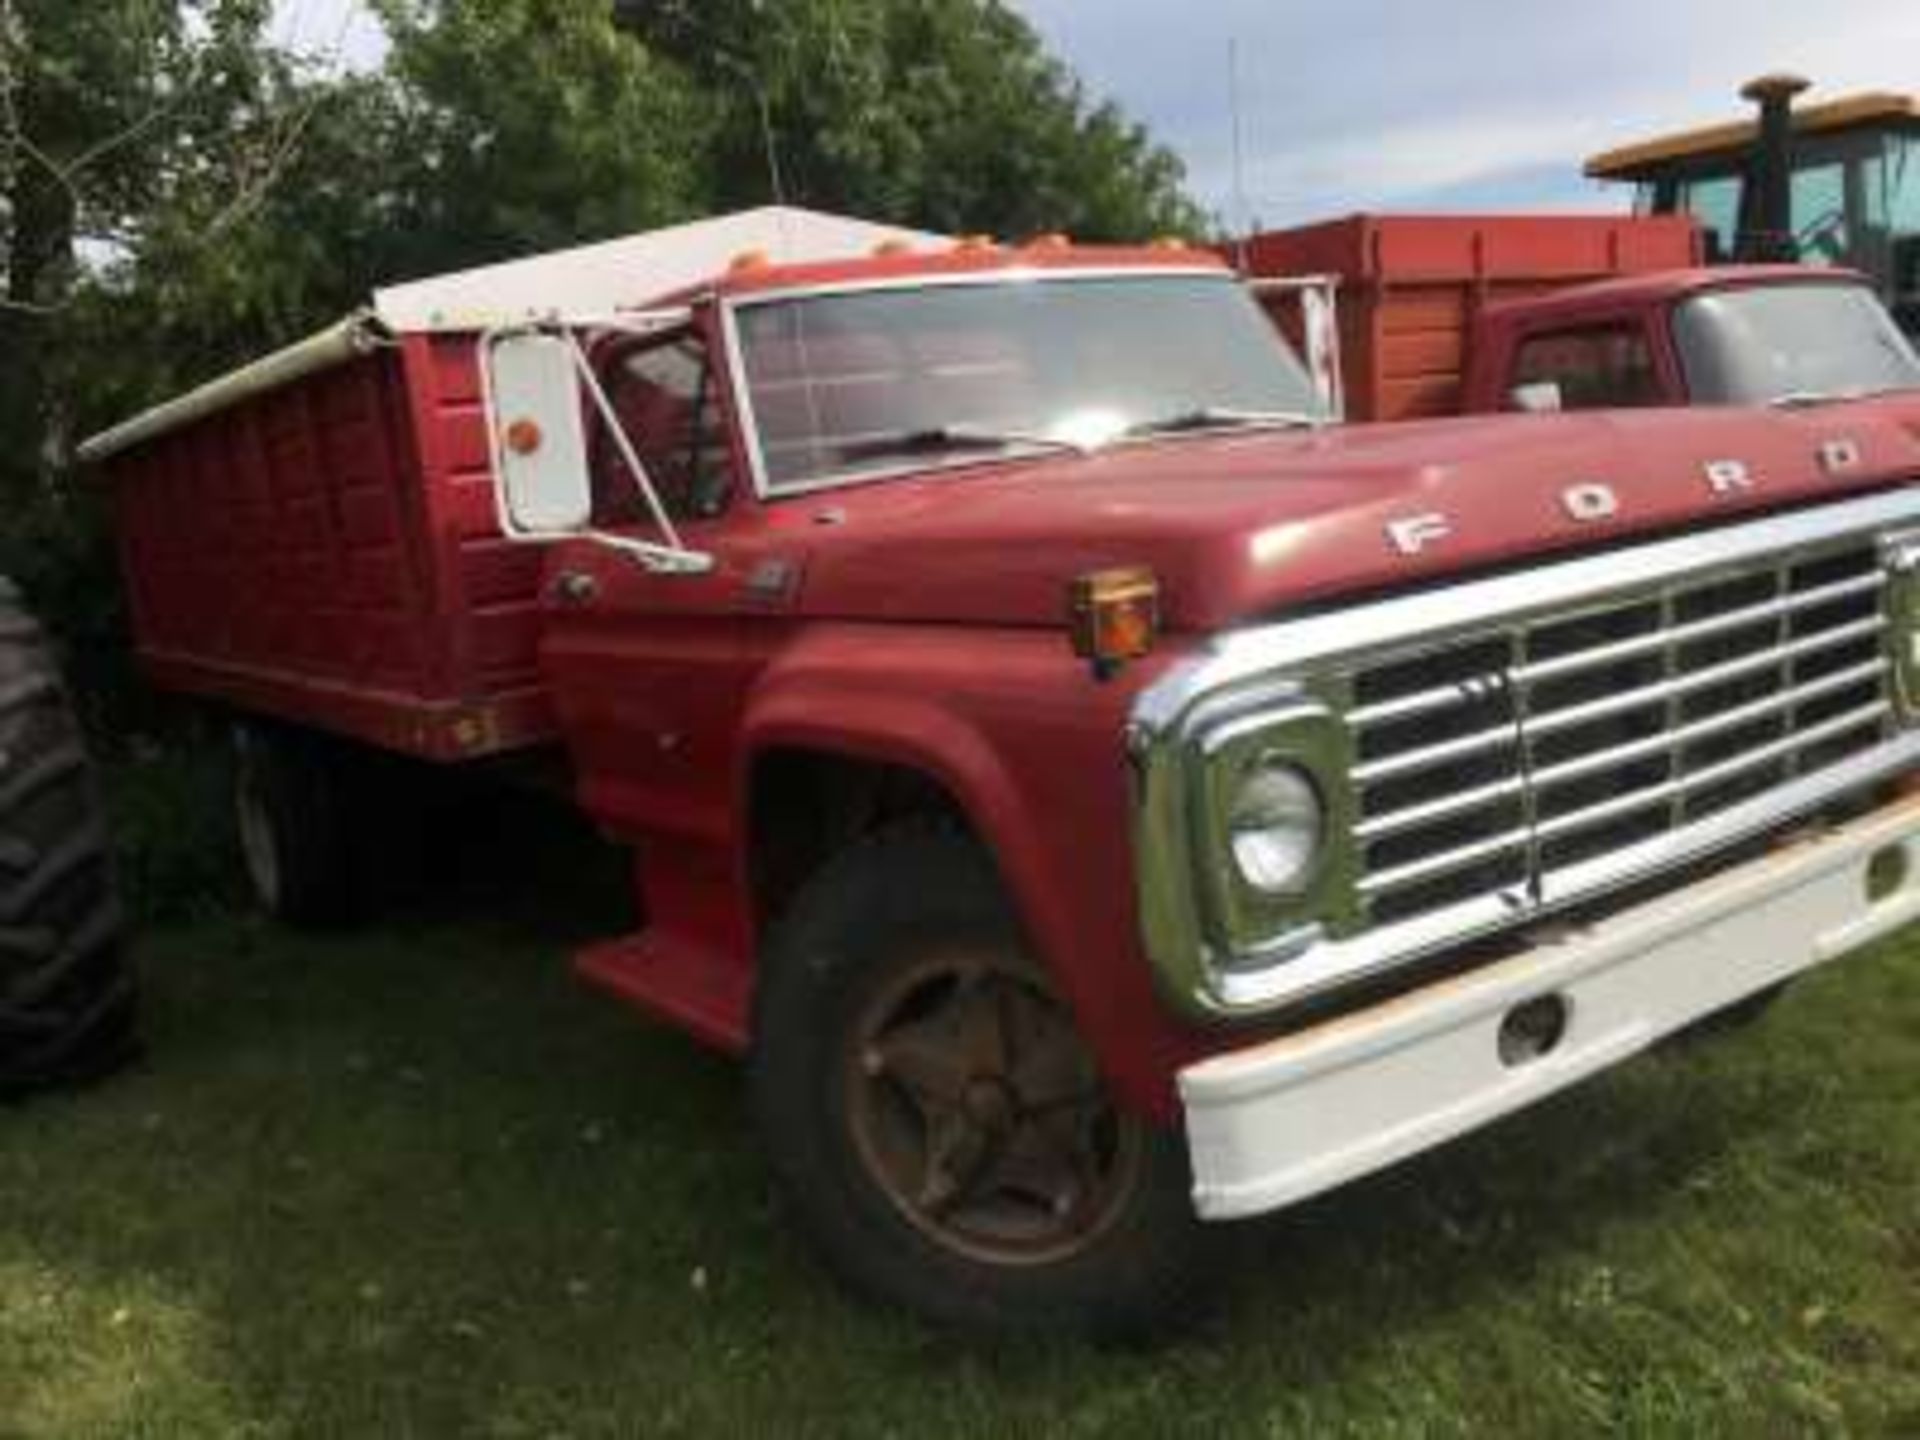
[1227,759,1324,894]
[1132,687,1357,1017]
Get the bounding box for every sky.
[1014,0,1920,227]
[275,0,1920,228]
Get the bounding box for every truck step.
[574,933,751,1054]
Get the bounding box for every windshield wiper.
[1765,384,1909,409]
[1124,405,1326,437]
[835,424,1091,462]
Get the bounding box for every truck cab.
[1463,266,1920,414]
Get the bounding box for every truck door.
[539,320,776,951]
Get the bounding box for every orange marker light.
[1025,232,1071,252]
[1068,567,1159,669]
[952,234,998,253]
[871,237,915,257]
[729,249,771,273]
[504,418,544,456]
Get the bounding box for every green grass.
[4,800,1920,1437]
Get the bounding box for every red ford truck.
[1241,213,1920,418]
[82,205,1920,1334]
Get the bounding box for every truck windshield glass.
[1673,282,1920,405]
[732,274,1323,493]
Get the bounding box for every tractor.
[1585,74,1920,335]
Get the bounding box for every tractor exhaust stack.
[1737,72,1812,263]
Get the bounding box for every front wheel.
[749,825,1213,1336]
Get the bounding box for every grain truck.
[80,205,1920,1332]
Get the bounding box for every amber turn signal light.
[1068,567,1159,668]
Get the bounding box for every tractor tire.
[0,579,136,1097]
[749,823,1216,1338]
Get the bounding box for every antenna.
[754,80,788,209]
[1228,38,1247,227]
[1228,36,1249,270]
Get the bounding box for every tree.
[613,0,1203,241]
[0,2,301,481]
[368,0,710,280]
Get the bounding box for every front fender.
[739,623,1204,1120]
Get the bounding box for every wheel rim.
[233,737,282,912]
[843,947,1145,1268]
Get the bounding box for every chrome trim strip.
[1345,567,1883,732]
[1510,569,1882,687]
[1354,774,1527,842]
[1531,699,1890,844]
[1353,661,1886,846]
[1522,614,1884,738]
[1358,825,1530,896]
[1530,659,1888,790]
[1352,721,1520,784]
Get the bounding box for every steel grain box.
[1239,213,1703,421]
[99,332,553,761]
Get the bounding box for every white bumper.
[1179,794,1920,1221]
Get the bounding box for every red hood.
[769,403,1920,631]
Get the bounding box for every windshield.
[1673,281,1920,405]
[731,273,1324,493]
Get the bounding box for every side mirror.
[1508,380,1564,414]
[484,332,593,534]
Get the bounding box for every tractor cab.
[1586,77,1920,335]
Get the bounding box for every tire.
[0,579,136,1097]
[233,720,437,925]
[749,823,1215,1338]
[232,721,359,925]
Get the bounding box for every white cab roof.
[372,205,945,332]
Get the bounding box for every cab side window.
[1511,326,1663,410]
[595,334,737,524]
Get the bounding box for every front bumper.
[1179,790,1920,1221]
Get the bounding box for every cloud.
[1015,0,1920,223]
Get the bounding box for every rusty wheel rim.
[843,947,1144,1267]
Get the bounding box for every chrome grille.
[1348,541,1891,928]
